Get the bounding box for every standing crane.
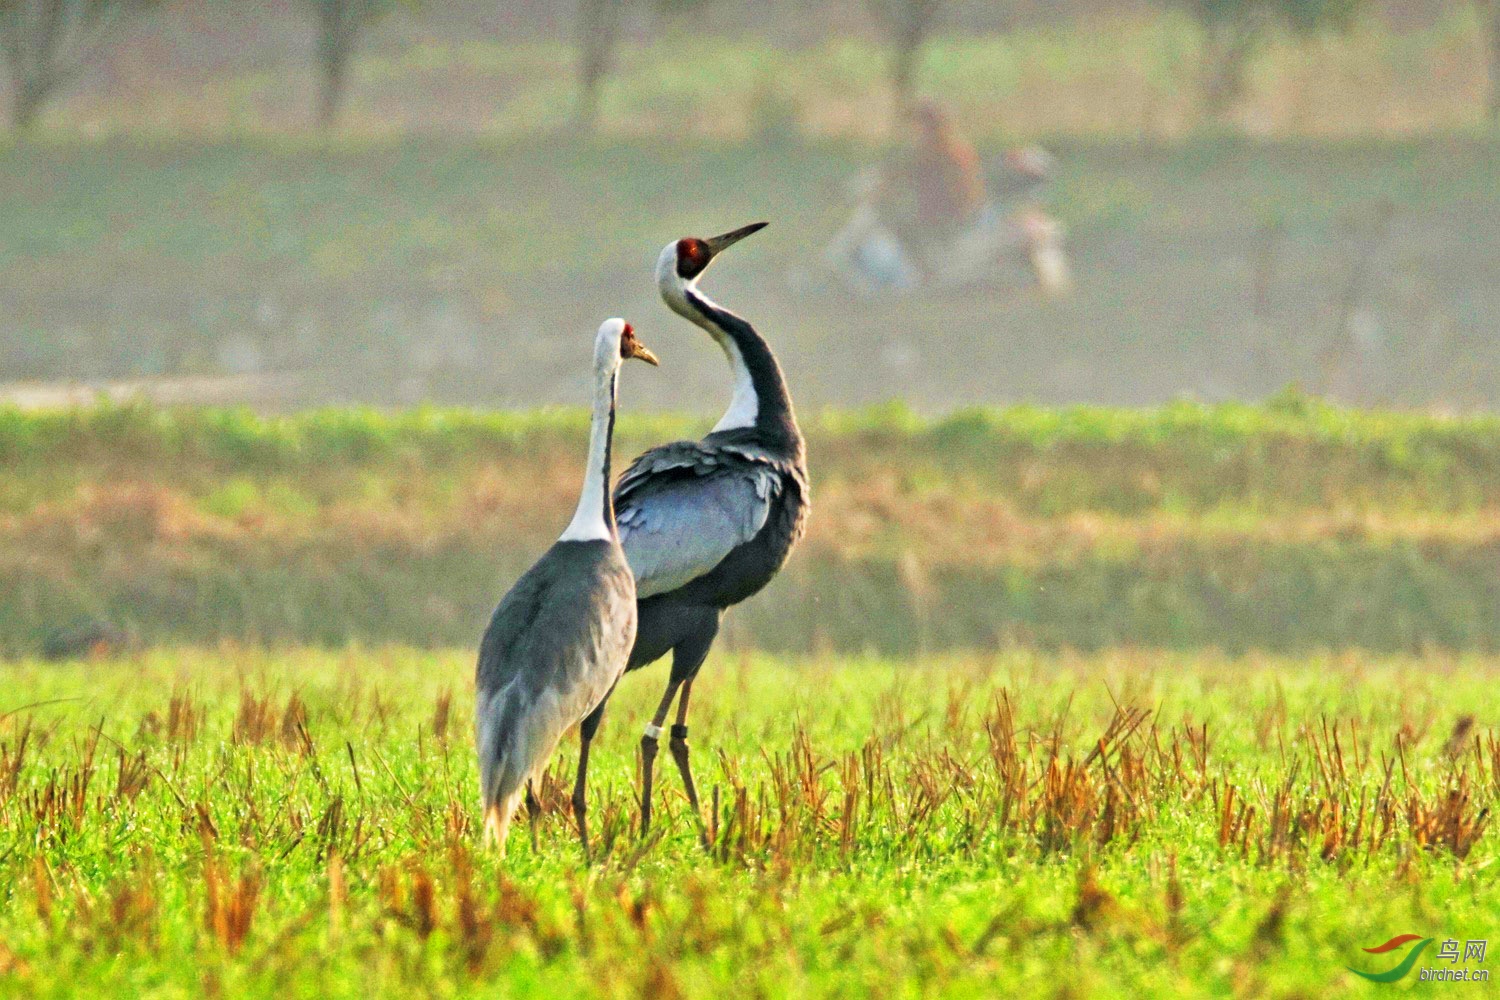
[475,318,660,857]
[570,223,810,835]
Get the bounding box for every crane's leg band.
[643,723,663,740]
[671,724,688,740]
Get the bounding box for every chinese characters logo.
[1349,934,1488,984]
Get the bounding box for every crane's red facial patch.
[675,238,712,279]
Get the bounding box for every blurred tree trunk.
[11,91,33,129]
[576,0,625,133]
[1485,0,1500,122]
[10,68,50,131]
[312,0,362,130]
[867,0,945,117]
[1186,0,1362,124]
[304,0,404,130]
[0,0,148,133]
[1198,15,1264,119]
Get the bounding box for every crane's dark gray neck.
[601,372,617,527]
[560,368,618,542]
[681,286,801,454]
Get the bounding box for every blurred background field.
[4,135,1499,411]
[1,0,1499,412]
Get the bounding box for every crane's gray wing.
[614,443,780,599]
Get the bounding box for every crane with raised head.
[571,223,810,835]
[475,318,659,857]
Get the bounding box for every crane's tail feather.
[477,746,530,856]
[476,682,567,855]
[482,790,524,856]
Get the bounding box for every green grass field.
[0,647,1494,997]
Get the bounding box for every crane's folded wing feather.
[476,548,636,722]
[614,445,780,599]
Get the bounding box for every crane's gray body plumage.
[473,316,656,854]
[475,539,636,824]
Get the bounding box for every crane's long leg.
[639,678,683,836]
[669,679,702,822]
[662,612,719,834]
[573,690,613,862]
[637,607,720,837]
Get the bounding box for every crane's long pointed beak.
[628,341,660,366]
[704,221,768,257]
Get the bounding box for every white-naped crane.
[571,223,810,835]
[475,317,659,857]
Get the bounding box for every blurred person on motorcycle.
[813,100,1071,296]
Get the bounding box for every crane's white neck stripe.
[560,369,617,542]
[681,286,759,433]
[711,337,758,432]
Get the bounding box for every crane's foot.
[639,725,661,836]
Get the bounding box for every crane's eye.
[675,238,710,279]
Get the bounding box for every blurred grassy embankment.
[3,399,1498,657]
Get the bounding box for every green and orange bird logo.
[1348,934,1434,983]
